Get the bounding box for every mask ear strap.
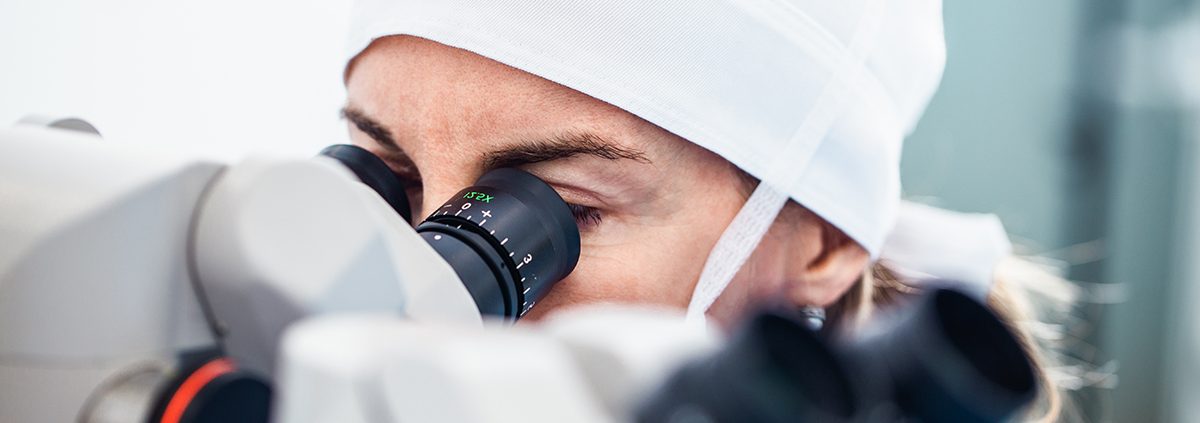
[685,182,788,324]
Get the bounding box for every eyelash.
[568,203,603,230]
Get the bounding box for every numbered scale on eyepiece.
[416,168,581,320]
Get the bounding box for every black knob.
[319,144,412,223]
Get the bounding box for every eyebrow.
[341,105,649,174]
[482,132,650,170]
[341,105,422,182]
[342,106,400,151]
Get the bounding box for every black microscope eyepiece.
[319,144,412,223]
[416,168,581,319]
[320,144,580,321]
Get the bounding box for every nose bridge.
[415,156,481,220]
[403,71,510,222]
[420,184,458,219]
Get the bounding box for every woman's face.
[345,36,868,328]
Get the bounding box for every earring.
[799,306,826,331]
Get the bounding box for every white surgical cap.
[346,0,947,319]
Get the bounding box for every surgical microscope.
[0,119,1039,423]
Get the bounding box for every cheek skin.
[522,144,745,321]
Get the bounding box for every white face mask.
[880,202,1012,301]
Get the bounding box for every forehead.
[348,36,572,111]
[345,36,666,155]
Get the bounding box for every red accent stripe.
[160,358,235,423]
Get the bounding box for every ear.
[786,218,871,307]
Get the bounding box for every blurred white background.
[0,0,351,159]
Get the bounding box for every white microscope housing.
[0,120,479,422]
